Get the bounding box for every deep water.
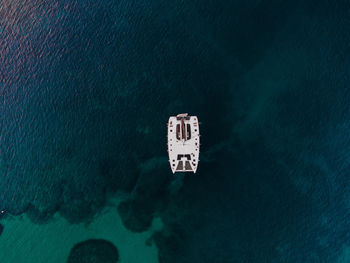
[1,0,350,262]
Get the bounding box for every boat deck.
[167,114,200,173]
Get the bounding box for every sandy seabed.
[0,197,163,263]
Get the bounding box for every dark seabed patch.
[67,239,119,263]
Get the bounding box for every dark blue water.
[1,0,350,262]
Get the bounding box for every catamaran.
[167,113,200,173]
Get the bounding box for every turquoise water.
[1,0,350,262]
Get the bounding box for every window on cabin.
[176,124,180,140]
[187,124,191,139]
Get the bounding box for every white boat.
[167,113,200,173]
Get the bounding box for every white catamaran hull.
[167,113,200,173]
